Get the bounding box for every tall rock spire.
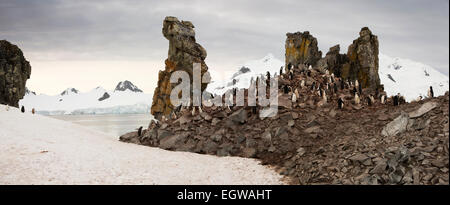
[150,16,209,119]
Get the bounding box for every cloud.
[0,0,448,93]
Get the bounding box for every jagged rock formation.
[60,88,79,96]
[285,31,322,68]
[0,40,31,107]
[316,45,349,77]
[342,27,381,89]
[98,92,110,101]
[151,16,209,120]
[114,80,143,92]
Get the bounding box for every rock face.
[316,45,349,76]
[151,16,209,119]
[0,40,31,107]
[342,27,380,89]
[285,31,322,68]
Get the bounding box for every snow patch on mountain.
[207,53,283,95]
[379,53,449,102]
[19,81,152,115]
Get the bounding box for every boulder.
[409,101,438,118]
[0,40,32,107]
[381,112,409,137]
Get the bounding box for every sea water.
[50,114,154,137]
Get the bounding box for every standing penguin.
[393,95,399,106]
[191,106,196,116]
[381,95,386,104]
[300,80,305,88]
[21,106,25,113]
[137,126,143,137]
[292,92,297,103]
[338,97,344,109]
[355,80,359,89]
[354,93,360,105]
[280,66,283,75]
[367,96,372,106]
[294,88,300,99]
[32,108,35,114]
[428,86,434,98]
[266,71,271,81]
[283,85,290,94]
[358,83,362,95]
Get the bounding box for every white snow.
[207,53,284,95]
[0,104,285,185]
[379,53,449,101]
[208,53,449,102]
[19,84,153,115]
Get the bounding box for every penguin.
[393,95,399,106]
[338,97,344,109]
[355,80,359,88]
[198,106,203,114]
[191,106,196,116]
[294,88,300,99]
[428,86,434,98]
[354,93,360,105]
[311,82,316,91]
[318,87,323,97]
[171,112,177,120]
[352,87,357,96]
[416,95,423,102]
[399,95,406,105]
[283,85,290,94]
[322,90,327,102]
[266,71,271,81]
[331,73,335,80]
[280,66,283,75]
[252,106,257,115]
[137,126,143,137]
[307,70,311,77]
[358,83,362,95]
[161,115,167,122]
[292,92,297,103]
[308,65,313,70]
[300,80,305,88]
[370,95,375,105]
[381,95,386,105]
[367,96,372,106]
[289,72,293,80]
[21,106,25,113]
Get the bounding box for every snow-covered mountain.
[207,53,449,102]
[379,54,449,102]
[19,81,153,115]
[207,53,284,95]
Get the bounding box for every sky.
[0,0,448,95]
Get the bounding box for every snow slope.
[19,81,153,115]
[207,53,284,95]
[0,104,285,185]
[207,53,449,102]
[379,54,449,102]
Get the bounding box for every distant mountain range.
[19,80,152,115]
[207,53,449,102]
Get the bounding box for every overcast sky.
[1,0,448,95]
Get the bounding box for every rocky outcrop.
[316,45,349,76]
[151,16,209,120]
[285,31,322,68]
[342,27,381,89]
[121,57,449,184]
[0,40,31,107]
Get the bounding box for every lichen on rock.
[150,16,209,120]
[285,31,322,68]
[0,40,31,107]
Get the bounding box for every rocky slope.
[0,40,31,107]
[121,62,448,185]
[151,16,209,120]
